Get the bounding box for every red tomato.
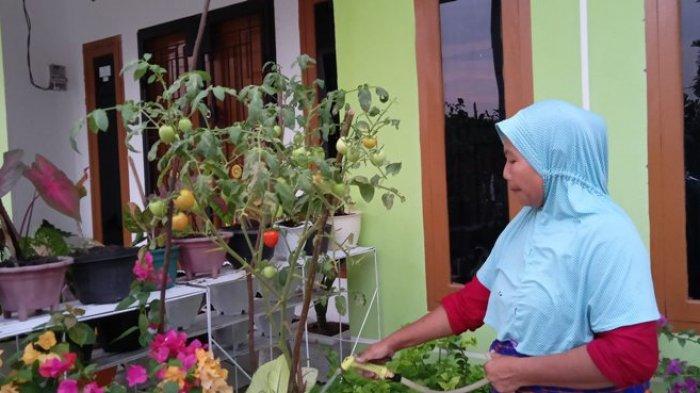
[263,230,279,248]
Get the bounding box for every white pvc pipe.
[579,0,590,110]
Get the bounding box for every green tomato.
[148,199,167,217]
[292,147,308,165]
[261,266,277,279]
[345,147,360,163]
[293,132,305,145]
[310,147,325,161]
[178,118,193,133]
[370,151,386,166]
[273,125,283,137]
[332,182,348,196]
[158,125,178,144]
[335,138,348,155]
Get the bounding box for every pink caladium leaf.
[0,150,26,197]
[24,155,82,222]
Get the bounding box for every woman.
[358,100,660,393]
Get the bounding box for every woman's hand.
[355,339,397,378]
[484,352,526,393]
[357,340,396,364]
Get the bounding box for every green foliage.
[19,220,73,258]
[317,336,488,393]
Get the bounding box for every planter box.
[174,233,233,279]
[0,257,72,320]
[71,247,138,304]
[329,212,361,251]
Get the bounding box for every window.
[646,0,700,329]
[416,0,532,307]
[137,0,276,194]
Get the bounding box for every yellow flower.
[161,366,187,389]
[196,349,231,393]
[0,383,19,393]
[21,343,40,365]
[36,331,57,350]
[37,353,59,364]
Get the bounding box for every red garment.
[586,321,659,388]
[440,278,659,388]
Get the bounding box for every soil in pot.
[173,232,232,279]
[151,246,180,289]
[95,310,141,353]
[223,225,274,269]
[70,246,139,305]
[0,257,72,321]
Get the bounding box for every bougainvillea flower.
[126,364,148,387]
[133,252,155,282]
[82,382,104,393]
[36,331,57,350]
[38,352,76,378]
[56,379,78,393]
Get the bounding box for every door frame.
[645,0,700,329]
[82,35,131,246]
[415,0,533,308]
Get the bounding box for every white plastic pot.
[274,223,306,260]
[329,212,362,251]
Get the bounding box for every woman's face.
[502,138,544,207]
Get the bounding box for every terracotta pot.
[173,233,232,279]
[0,257,72,321]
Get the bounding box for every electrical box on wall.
[49,64,67,90]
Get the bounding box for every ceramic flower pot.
[0,257,73,321]
[173,233,233,279]
[71,246,139,304]
[151,246,180,289]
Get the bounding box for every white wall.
[0,0,300,238]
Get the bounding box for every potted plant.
[80,45,404,390]
[0,151,81,321]
[18,155,138,306]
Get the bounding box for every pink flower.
[82,382,104,393]
[23,155,82,222]
[126,364,148,387]
[177,352,197,370]
[133,252,155,282]
[39,353,76,378]
[57,379,78,393]
[149,329,188,362]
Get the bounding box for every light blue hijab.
[477,100,659,356]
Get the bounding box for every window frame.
[415,0,533,308]
[646,0,700,330]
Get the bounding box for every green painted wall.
[0,24,9,211]
[334,0,427,337]
[588,0,650,244]
[334,0,699,375]
[531,0,582,106]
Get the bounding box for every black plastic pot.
[95,310,141,353]
[71,246,139,304]
[304,224,331,255]
[223,226,274,268]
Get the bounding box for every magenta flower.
[82,382,104,393]
[149,329,188,362]
[126,364,148,387]
[56,379,78,393]
[685,378,698,393]
[23,155,82,222]
[133,252,155,282]
[666,359,686,375]
[38,353,76,378]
